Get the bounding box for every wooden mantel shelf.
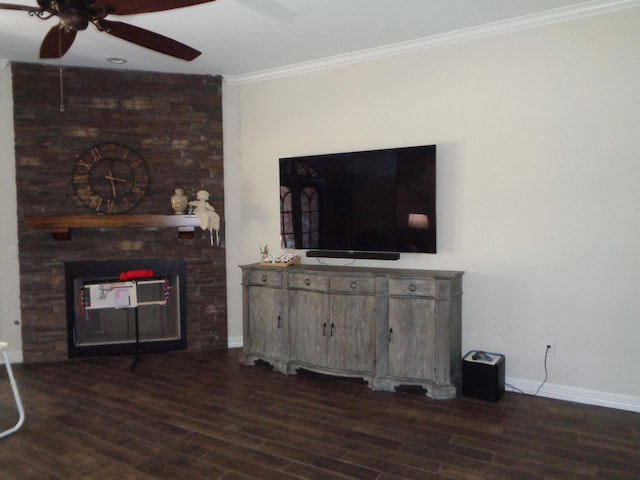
[25,214,201,240]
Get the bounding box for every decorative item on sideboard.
[259,244,270,262]
[259,251,301,267]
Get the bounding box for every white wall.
[222,80,244,349]
[224,8,640,410]
[0,62,22,362]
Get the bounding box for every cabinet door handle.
[388,327,393,342]
[350,281,357,290]
[330,323,335,336]
[261,275,267,282]
[323,322,327,336]
[277,315,281,329]
[304,278,311,286]
[409,284,417,292]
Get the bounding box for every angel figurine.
[189,190,220,246]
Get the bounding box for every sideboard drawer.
[246,269,282,288]
[288,272,328,291]
[330,275,376,295]
[388,277,435,297]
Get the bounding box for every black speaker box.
[462,351,505,402]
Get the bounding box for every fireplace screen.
[66,259,186,357]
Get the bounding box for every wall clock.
[72,143,150,214]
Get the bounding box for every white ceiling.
[0,0,636,83]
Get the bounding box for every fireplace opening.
[65,259,187,358]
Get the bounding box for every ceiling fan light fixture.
[106,57,127,64]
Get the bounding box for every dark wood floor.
[0,349,638,480]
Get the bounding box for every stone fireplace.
[12,63,227,363]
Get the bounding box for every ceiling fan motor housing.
[59,9,90,31]
[35,1,106,30]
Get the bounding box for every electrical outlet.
[545,341,556,358]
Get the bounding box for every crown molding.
[0,59,9,70]
[224,0,640,85]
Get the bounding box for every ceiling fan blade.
[94,0,216,16]
[0,3,40,12]
[101,20,201,61]
[40,25,78,59]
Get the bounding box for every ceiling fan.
[0,0,216,61]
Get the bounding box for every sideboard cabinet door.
[388,295,436,380]
[289,281,329,368]
[239,267,288,373]
[248,283,285,358]
[380,275,462,399]
[327,275,376,374]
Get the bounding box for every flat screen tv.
[279,144,436,260]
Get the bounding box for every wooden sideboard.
[239,263,463,399]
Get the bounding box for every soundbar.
[306,250,400,261]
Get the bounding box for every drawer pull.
[304,278,311,286]
[261,275,267,282]
[409,284,417,292]
[350,281,357,290]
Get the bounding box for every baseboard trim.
[227,336,243,349]
[0,349,23,364]
[506,376,640,413]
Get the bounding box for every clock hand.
[104,171,129,197]
[104,173,127,183]
[108,172,117,197]
[105,171,121,195]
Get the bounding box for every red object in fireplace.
[119,269,154,281]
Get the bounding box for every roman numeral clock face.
[72,143,150,214]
